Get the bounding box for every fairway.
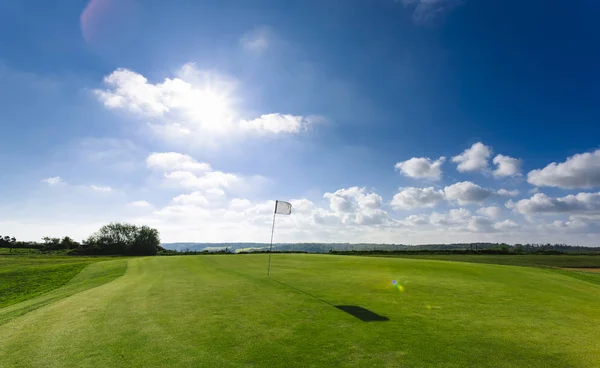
[1,255,599,367]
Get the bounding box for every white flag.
[275,200,292,215]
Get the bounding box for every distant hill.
[161,242,600,254]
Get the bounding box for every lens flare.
[392,280,405,292]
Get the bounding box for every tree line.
[1,222,161,256]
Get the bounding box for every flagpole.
[267,201,277,277]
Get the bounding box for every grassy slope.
[0,256,94,308]
[0,258,128,325]
[1,254,599,368]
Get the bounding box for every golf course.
[1,254,600,367]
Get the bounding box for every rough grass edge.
[0,259,129,326]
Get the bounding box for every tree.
[85,222,160,255]
[129,226,160,256]
[42,237,61,251]
[0,236,17,252]
[60,236,79,250]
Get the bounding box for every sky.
[1,0,599,245]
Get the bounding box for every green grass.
[1,254,599,367]
[369,253,600,268]
[0,257,128,325]
[0,256,94,308]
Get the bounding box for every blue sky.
[1,0,599,245]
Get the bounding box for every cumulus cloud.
[290,199,314,214]
[429,208,471,226]
[173,192,210,206]
[467,216,496,233]
[497,189,520,197]
[400,0,464,25]
[240,114,316,134]
[427,208,518,234]
[391,187,445,210]
[42,176,64,186]
[230,198,253,210]
[507,192,600,215]
[324,187,382,212]
[323,187,392,226]
[444,181,494,204]
[494,219,520,231]
[146,152,211,172]
[89,185,112,192]
[549,215,600,233]
[164,171,243,191]
[405,215,428,226]
[146,151,267,196]
[477,206,503,219]
[394,157,445,180]
[493,154,523,177]
[452,142,492,173]
[527,149,600,189]
[94,64,322,143]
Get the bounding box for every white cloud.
[477,206,503,219]
[323,187,392,226]
[394,156,445,180]
[527,149,600,189]
[405,215,428,226]
[549,215,600,234]
[493,154,523,177]
[240,114,315,134]
[94,64,322,143]
[444,181,493,204]
[89,185,112,192]
[205,188,226,198]
[290,199,314,214]
[162,169,268,198]
[507,192,600,215]
[94,68,169,116]
[240,27,270,53]
[497,189,520,197]
[146,152,211,172]
[230,198,252,210]
[467,216,495,233]
[324,187,382,213]
[494,220,520,231]
[400,0,464,25]
[430,208,471,226]
[427,208,519,234]
[164,171,242,191]
[173,192,210,206]
[42,176,64,186]
[391,187,445,210]
[452,142,492,173]
[128,200,153,209]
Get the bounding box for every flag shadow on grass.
[271,279,389,322]
[334,305,389,322]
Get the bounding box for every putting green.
[1,255,599,367]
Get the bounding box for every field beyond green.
[1,255,599,367]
